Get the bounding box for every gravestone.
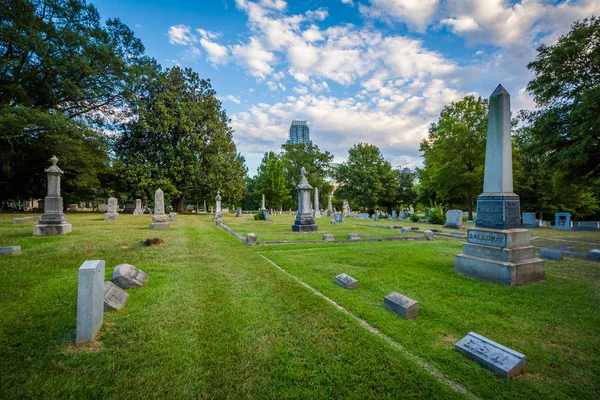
[292,168,318,232]
[76,260,104,344]
[358,213,369,219]
[535,219,547,227]
[347,233,360,240]
[104,281,128,311]
[262,210,270,221]
[214,191,223,221]
[330,220,336,225]
[574,221,600,231]
[169,212,177,221]
[383,292,418,319]
[522,212,535,228]
[149,188,170,230]
[313,187,319,218]
[539,249,563,261]
[334,273,358,289]
[261,194,265,210]
[444,210,462,229]
[246,233,257,246]
[400,227,408,234]
[0,246,21,255]
[399,211,405,219]
[372,214,378,221]
[112,264,148,289]
[323,234,336,242]
[12,217,35,224]
[104,197,119,220]
[334,213,344,223]
[123,201,136,214]
[392,210,397,219]
[97,204,108,213]
[589,250,600,261]
[454,85,544,285]
[343,200,350,217]
[327,195,333,216]
[133,199,143,215]
[424,230,434,240]
[455,332,526,378]
[33,156,72,236]
[236,207,242,217]
[553,212,572,230]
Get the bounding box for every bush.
[254,211,265,220]
[427,200,447,225]
[410,213,421,222]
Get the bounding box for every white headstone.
[444,210,463,229]
[76,260,105,344]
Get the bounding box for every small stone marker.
[588,249,600,261]
[383,292,418,319]
[11,217,35,224]
[334,273,358,289]
[112,264,148,289]
[104,281,129,311]
[334,213,344,223]
[539,249,563,261]
[76,260,105,344]
[400,227,408,234]
[246,233,257,246]
[444,209,463,229]
[330,220,336,225]
[104,197,119,220]
[150,188,170,230]
[424,230,434,240]
[322,234,336,242]
[347,233,360,240]
[169,212,177,221]
[0,246,21,255]
[522,212,535,228]
[455,332,527,378]
[133,199,143,215]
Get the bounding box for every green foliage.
[335,143,396,212]
[418,95,487,220]
[254,151,290,210]
[524,17,600,186]
[410,213,421,223]
[280,143,333,209]
[395,170,418,209]
[427,200,446,225]
[253,210,265,220]
[114,67,246,211]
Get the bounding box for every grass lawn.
[1,212,599,399]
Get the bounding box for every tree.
[280,143,333,209]
[114,67,246,212]
[418,95,488,220]
[334,143,396,212]
[0,0,153,203]
[254,151,290,210]
[395,169,418,210]
[524,17,600,186]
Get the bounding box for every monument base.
[104,213,119,220]
[443,224,462,229]
[133,210,143,215]
[33,223,72,236]
[454,227,544,285]
[292,224,318,232]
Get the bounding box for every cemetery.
[1,1,599,399]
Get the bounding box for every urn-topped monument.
[292,167,318,232]
[454,85,544,285]
[33,156,72,236]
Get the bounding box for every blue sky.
[94,0,599,175]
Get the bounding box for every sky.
[94,0,599,175]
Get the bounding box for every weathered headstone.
[149,188,170,230]
[589,249,600,261]
[169,212,177,221]
[262,209,270,221]
[424,230,434,240]
[444,210,463,229]
[400,227,408,234]
[539,249,563,261]
[104,281,128,311]
[33,156,72,236]
[553,212,572,230]
[133,199,143,215]
[392,210,397,219]
[236,207,242,217]
[399,210,405,219]
[358,213,369,219]
[454,85,544,285]
[0,246,21,255]
[327,195,333,216]
[347,233,360,240]
[334,213,344,223]
[522,212,535,228]
[455,332,527,378]
[313,187,320,218]
[112,264,148,289]
[261,194,265,211]
[214,191,223,222]
[104,197,119,220]
[122,201,136,214]
[246,233,257,246]
[334,273,358,289]
[372,214,378,221]
[574,221,600,231]
[383,292,418,319]
[76,260,104,344]
[292,168,318,233]
[97,204,108,213]
[322,234,336,242]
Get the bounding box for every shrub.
[410,213,421,222]
[427,200,447,225]
[254,211,265,220]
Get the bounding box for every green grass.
[1,212,599,399]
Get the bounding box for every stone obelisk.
[214,191,223,223]
[292,167,318,232]
[33,156,72,236]
[327,195,333,216]
[454,85,544,285]
[313,187,319,218]
[149,188,170,230]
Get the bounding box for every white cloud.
[224,95,241,104]
[231,38,277,78]
[199,38,230,65]
[168,24,195,45]
[359,0,440,32]
[440,16,479,33]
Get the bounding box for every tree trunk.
[174,194,185,213]
[467,193,473,221]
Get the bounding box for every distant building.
[286,120,311,145]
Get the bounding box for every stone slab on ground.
[12,217,35,224]
[424,230,434,240]
[589,249,600,260]
[104,281,129,311]
[76,260,105,344]
[347,233,360,240]
[246,233,257,246]
[455,332,527,378]
[112,264,147,289]
[334,273,358,289]
[323,234,336,242]
[0,246,21,255]
[540,249,563,261]
[383,292,418,319]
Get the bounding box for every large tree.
[254,151,290,210]
[280,143,333,209]
[114,67,246,212]
[524,17,600,186]
[0,0,152,203]
[418,95,488,220]
[334,143,396,212]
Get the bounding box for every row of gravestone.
[334,272,526,378]
[76,261,147,344]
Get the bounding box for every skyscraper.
[286,120,311,145]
